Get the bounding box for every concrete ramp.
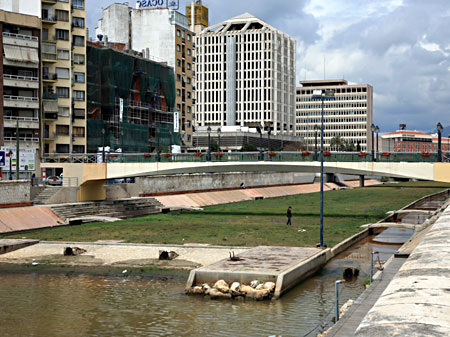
[0,206,64,234]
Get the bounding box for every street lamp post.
[437,123,443,162]
[120,129,124,163]
[101,128,106,163]
[267,126,272,152]
[169,128,173,154]
[375,125,379,160]
[257,126,263,161]
[312,89,335,248]
[207,126,211,161]
[217,127,221,152]
[371,124,375,162]
[8,150,13,180]
[314,124,319,161]
[156,126,160,162]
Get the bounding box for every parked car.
[47,175,62,186]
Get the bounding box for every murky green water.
[0,234,409,337]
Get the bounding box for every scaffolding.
[87,44,179,153]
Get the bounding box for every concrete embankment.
[354,202,450,337]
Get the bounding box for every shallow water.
[0,236,405,337]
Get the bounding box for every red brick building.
[382,130,450,153]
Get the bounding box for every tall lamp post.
[101,128,106,163]
[437,123,443,162]
[267,126,272,152]
[8,150,13,180]
[217,127,221,152]
[371,124,375,162]
[312,89,335,248]
[207,126,211,161]
[257,125,263,161]
[156,126,160,162]
[314,124,319,161]
[375,125,379,160]
[120,129,124,163]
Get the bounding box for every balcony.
[3,95,39,109]
[3,136,39,143]
[44,112,58,120]
[42,15,57,24]
[44,132,57,140]
[3,116,39,129]
[43,92,58,100]
[3,74,39,89]
[2,32,38,49]
[43,73,58,82]
[42,0,57,3]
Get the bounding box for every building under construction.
[87,42,178,154]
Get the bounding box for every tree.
[210,139,218,152]
[330,136,344,151]
[241,143,258,152]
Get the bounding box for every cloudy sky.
[88,0,450,133]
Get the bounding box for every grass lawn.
[4,181,450,247]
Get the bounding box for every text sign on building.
[136,0,179,10]
[173,111,179,133]
[0,147,36,171]
[0,150,5,167]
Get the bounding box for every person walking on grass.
[286,206,292,226]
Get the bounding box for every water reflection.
[0,235,406,337]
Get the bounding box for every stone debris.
[187,279,276,300]
[158,250,179,260]
[63,247,87,256]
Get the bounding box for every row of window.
[176,45,191,55]
[297,102,368,109]
[297,124,367,131]
[297,88,368,95]
[48,68,84,82]
[55,125,85,136]
[296,95,368,102]
[42,44,85,64]
[176,29,191,41]
[175,59,191,70]
[43,9,84,28]
[297,110,368,116]
[296,131,367,138]
[56,87,85,100]
[176,74,191,84]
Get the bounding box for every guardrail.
[3,95,39,102]
[41,151,444,164]
[4,116,39,122]
[3,74,39,81]
[3,136,39,142]
[2,32,38,41]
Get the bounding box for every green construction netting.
[87,45,178,153]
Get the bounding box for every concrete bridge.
[41,155,450,201]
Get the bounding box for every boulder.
[213,280,230,293]
[255,284,265,291]
[263,282,276,292]
[250,280,262,288]
[192,286,204,295]
[209,288,232,299]
[230,282,241,295]
[239,285,255,294]
[246,289,271,301]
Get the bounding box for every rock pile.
[186,280,276,300]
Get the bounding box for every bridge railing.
[42,151,441,164]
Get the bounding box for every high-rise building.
[41,0,87,155]
[195,13,296,135]
[296,80,373,151]
[95,3,194,149]
[0,8,41,178]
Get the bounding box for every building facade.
[0,9,41,177]
[296,80,373,151]
[382,130,450,153]
[95,3,194,149]
[195,13,296,135]
[41,0,87,155]
[186,0,208,34]
[86,42,177,154]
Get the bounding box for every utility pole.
[16,119,20,179]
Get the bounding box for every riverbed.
[0,230,410,337]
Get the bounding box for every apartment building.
[186,0,209,34]
[195,13,296,135]
[41,0,87,155]
[296,80,373,151]
[0,9,41,177]
[95,3,194,149]
[382,130,450,153]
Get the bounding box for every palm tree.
[330,136,344,151]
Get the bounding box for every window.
[72,145,85,153]
[57,49,69,60]
[72,0,84,9]
[187,34,191,41]
[177,59,181,67]
[177,89,181,96]
[56,124,69,135]
[73,54,85,65]
[187,106,191,113]
[74,72,85,83]
[43,43,56,60]
[73,35,84,46]
[56,87,69,98]
[187,49,191,56]
[56,67,69,79]
[56,144,70,153]
[177,44,181,52]
[72,17,84,28]
[74,109,85,119]
[73,127,85,137]
[187,63,191,70]
[187,77,191,84]
[56,29,69,41]
[73,90,85,101]
[177,29,181,37]
[177,74,181,82]
[55,9,69,22]
[187,92,191,99]
[58,106,70,117]
[177,104,181,112]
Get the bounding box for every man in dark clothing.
[286,206,292,226]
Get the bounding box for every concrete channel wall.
[0,180,31,206]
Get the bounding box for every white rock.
[230,282,240,292]
[213,280,230,293]
[250,280,262,288]
[263,282,276,292]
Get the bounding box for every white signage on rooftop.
[136,0,179,10]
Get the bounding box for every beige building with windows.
[95,3,194,149]
[41,0,87,155]
[194,13,296,135]
[296,80,373,151]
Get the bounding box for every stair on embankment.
[32,187,62,205]
[49,198,164,222]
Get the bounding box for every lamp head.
[371,124,375,131]
[207,126,211,132]
[437,122,443,132]
[217,127,221,134]
[375,126,380,132]
[314,124,319,131]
